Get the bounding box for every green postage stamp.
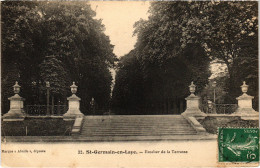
[218,128,259,162]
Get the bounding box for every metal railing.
[214,104,238,114]
[201,104,238,114]
[25,105,68,116]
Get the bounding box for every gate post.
[233,81,258,120]
[182,82,206,119]
[63,82,84,120]
[3,81,25,121]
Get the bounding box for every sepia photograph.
[1,0,259,167]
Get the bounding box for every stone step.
[85,115,184,117]
[81,132,198,136]
[81,131,196,135]
[81,132,197,135]
[82,120,188,124]
[85,117,185,119]
[85,119,191,123]
[81,126,195,129]
[81,126,194,129]
[83,119,188,122]
[84,118,185,121]
[81,129,196,133]
[82,122,190,125]
[82,128,191,131]
[80,115,197,137]
[82,119,190,123]
[81,128,196,132]
[83,118,185,121]
[83,123,190,127]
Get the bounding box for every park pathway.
[80,115,198,139]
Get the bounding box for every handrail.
[25,105,68,116]
[201,103,238,114]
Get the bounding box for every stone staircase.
[80,115,198,137]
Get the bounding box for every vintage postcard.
[1,1,259,167]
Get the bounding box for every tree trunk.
[173,100,177,114]
[63,96,67,114]
[51,96,54,115]
[167,98,171,114]
[57,99,60,115]
[163,101,167,114]
[180,100,184,113]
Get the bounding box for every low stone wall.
[198,116,259,134]
[71,117,84,135]
[206,113,259,121]
[188,117,207,133]
[182,114,207,134]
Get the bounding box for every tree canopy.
[112,2,211,114]
[2,1,116,114]
[112,1,258,114]
[2,1,258,115]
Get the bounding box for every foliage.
[39,56,68,98]
[200,77,228,105]
[1,2,116,114]
[112,50,144,114]
[112,1,258,114]
[199,117,259,134]
[112,2,211,114]
[204,2,258,108]
[170,1,258,107]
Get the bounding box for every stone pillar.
[182,82,206,119]
[233,81,258,120]
[63,82,84,120]
[3,82,25,121]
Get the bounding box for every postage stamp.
[218,128,259,162]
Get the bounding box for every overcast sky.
[90,1,150,58]
[89,1,224,80]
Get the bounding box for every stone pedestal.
[232,81,258,120]
[63,94,84,120]
[182,82,206,119]
[233,93,258,120]
[182,94,206,119]
[3,94,25,121]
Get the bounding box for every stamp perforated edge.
[216,127,260,166]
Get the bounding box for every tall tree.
[1,2,116,114]
[112,50,144,114]
[134,1,258,109]
[112,2,211,114]
[169,1,258,107]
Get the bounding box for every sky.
[89,1,224,80]
[89,1,150,57]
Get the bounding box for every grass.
[198,117,259,134]
[2,118,74,136]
